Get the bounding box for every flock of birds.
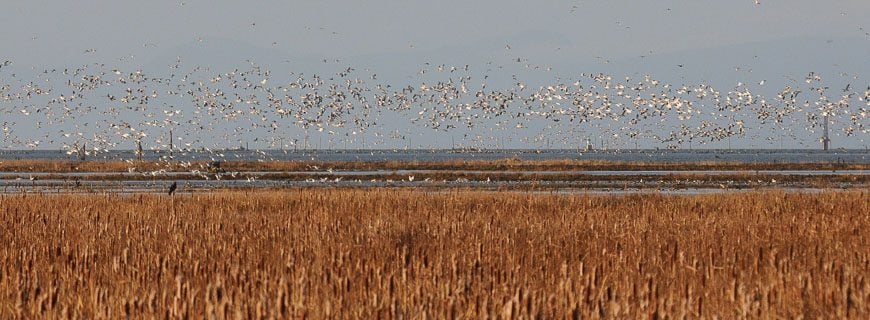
[2,1,868,164]
[0,3,865,195]
[1,58,867,160]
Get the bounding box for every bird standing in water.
[168,181,177,196]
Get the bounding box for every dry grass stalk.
[0,189,867,318]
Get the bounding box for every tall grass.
[0,190,867,318]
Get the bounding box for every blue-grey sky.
[2,1,868,64]
[1,1,869,150]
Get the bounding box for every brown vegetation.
[1,190,867,318]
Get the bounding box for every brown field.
[1,189,868,318]
[1,158,868,173]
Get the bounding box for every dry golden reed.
[0,189,867,318]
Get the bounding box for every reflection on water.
[1,149,866,195]
[0,176,862,195]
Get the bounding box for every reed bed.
[1,158,868,173]
[0,189,867,318]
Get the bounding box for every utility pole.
[169,129,173,159]
[79,142,87,161]
[822,114,830,151]
[136,139,143,161]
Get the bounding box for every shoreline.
[1,159,868,173]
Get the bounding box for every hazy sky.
[2,1,870,150]
[2,1,868,65]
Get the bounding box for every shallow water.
[0,176,861,195]
[2,149,866,194]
